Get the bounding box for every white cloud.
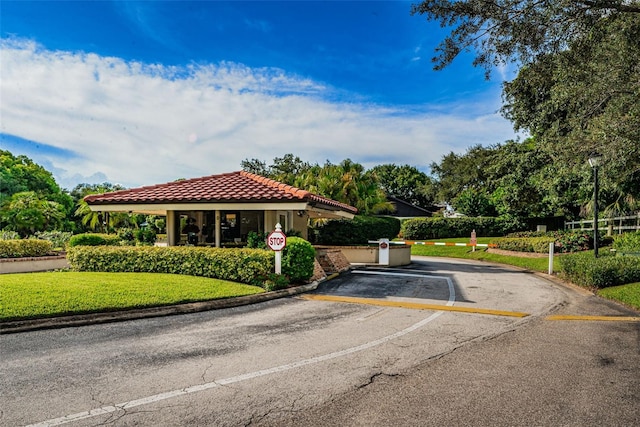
[0,39,518,188]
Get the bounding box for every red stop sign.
[267,230,287,251]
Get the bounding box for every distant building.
[385,196,434,219]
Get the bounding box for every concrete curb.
[0,281,321,335]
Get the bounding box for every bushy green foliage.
[614,231,640,254]
[559,252,640,288]
[68,233,122,247]
[261,273,291,292]
[247,231,268,249]
[134,228,157,245]
[33,231,73,250]
[67,246,275,286]
[0,239,53,258]
[0,230,20,240]
[281,236,316,283]
[401,217,522,240]
[117,228,136,243]
[311,215,401,245]
[492,237,556,253]
[553,231,592,253]
[496,230,604,253]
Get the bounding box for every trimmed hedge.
[67,246,275,286]
[492,231,594,254]
[614,231,640,254]
[68,233,122,247]
[311,215,401,245]
[400,217,522,240]
[0,239,53,258]
[492,237,556,253]
[559,251,640,288]
[33,231,73,250]
[281,236,316,283]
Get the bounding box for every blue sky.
[1,1,519,190]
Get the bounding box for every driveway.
[1,257,637,426]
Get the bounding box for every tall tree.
[410,0,640,75]
[412,1,640,216]
[370,164,436,208]
[269,154,312,184]
[295,159,393,215]
[0,191,66,236]
[502,13,640,204]
[71,183,128,232]
[240,158,269,177]
[429,144,494,203]
[241,153,311,183]
[0,150,73,231]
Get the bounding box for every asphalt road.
[1,257,638,426]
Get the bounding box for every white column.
[379,239,390,266]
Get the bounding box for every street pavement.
[1,257,638,426]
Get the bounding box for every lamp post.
[588,154,603,258]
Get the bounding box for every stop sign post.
[267,223,287,274]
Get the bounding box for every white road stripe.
[28,271,454,427]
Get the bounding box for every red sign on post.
[268,224,287,275]
[267,229,287,251]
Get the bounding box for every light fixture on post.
[588,153,603,258]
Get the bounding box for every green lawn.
[598,282,640,310]
[0,272,264,322]
[407,237,557,273]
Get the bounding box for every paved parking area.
[2,257,637,426]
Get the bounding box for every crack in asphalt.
[357,371,402,390]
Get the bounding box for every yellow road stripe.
[546,315,640,322]
[299,294,529,318]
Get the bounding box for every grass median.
[406,237,639,311]
[0,272,265,322]
[407,237,557,273]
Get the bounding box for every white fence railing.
[565,214,640,234]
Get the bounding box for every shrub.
[500,230,605,253]
[0,230,20,240]
[614,231,640,254]
[135,228,157,245]
[491,237,555,253]
[281,237,316,283]
[400,217,523,240]
[247,231,268,249]
[311,215,401,245]
[117,228,136,243]
[33,231,73,250]
[554,231,591,253]
[0,239,53,258]
[261,273,291,291]
[68,233,122,247]
[67,246,275,287]
[559,251,640,288]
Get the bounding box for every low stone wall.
[0,254,70,274]
[315,247,352,274]
[315,245,411,267]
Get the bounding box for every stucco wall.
[315,245,411,267]
[0,255,70,274]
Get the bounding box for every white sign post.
[378,238,390,266]
[267,223,287,274]
[470,229,477,252]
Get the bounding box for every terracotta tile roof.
[84,171,358,214]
